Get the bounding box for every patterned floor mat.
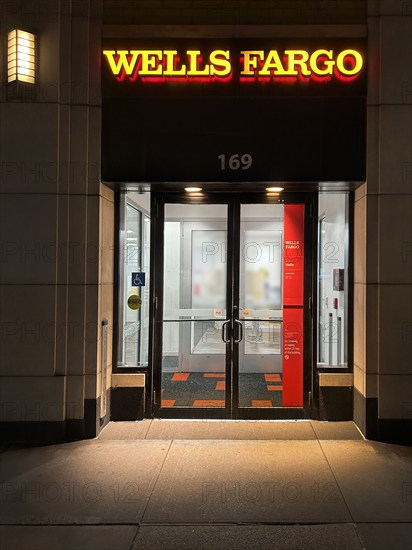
[161,372,283,407]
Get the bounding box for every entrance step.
[98,420,364,440]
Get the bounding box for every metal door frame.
[150,191,317,420]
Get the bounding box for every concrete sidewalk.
[0,420,411,549]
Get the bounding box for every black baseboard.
[110,387,145,421]
[65,398,98,441]
[0,421,65,445]
[65,391,111,440]
[353,389,378,439]
[353,390,412,444]
[376,419,412,445]
[0,391,111,445]
[2,387,409,445]
[318,386,353,421]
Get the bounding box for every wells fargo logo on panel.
[102,48,363,82]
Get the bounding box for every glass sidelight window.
[117,193,150,368]
[317,193,349,368]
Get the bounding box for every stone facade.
[0,0,411,442]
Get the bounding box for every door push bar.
[222,319,231,343]
[221,318,243,344]
[234,319,243,343]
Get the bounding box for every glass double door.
[153,194,312,419]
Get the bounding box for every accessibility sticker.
[127,295,142,310]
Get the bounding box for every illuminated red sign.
[103,48,363,83]
[282,204,305,408]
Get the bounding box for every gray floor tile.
[0,440,170,524]
[0,525,138,550]
[356,522,412,550]
[320,440,412,521]
[142,440,352,523]
[98,420,152,439]
[310,421,364,440]
[145,419,316,440]
[132,524,363,550]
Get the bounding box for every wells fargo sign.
[103,48,363,82]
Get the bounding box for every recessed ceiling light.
[184,186,202,192]
[266,186,284,192]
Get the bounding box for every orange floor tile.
[203,373,226,378]
[193,400,225,407]
[267,385,283,391]
[161,400,176,407]
[215,381,226,390]
[264,374,281,382]
[171,372,190,381]
[251,400,273,407]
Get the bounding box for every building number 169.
[218,153,253,171]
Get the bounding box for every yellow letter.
[241,51,264,76]
[187,50,210,76]
[103,50,140,76]
[284,50,311,76]
[309,50,334,75]
[260,51,288,76]
[163,50,187,76]
[336,49,363,75]
[139,50,163,75]
[210,50,231,77]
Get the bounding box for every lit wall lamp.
[7,29,36,84]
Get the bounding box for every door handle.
[234,319,243,343]
[222,320,231,343]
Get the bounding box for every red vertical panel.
[282,204,305,407]
[283,204,305,306]
[282,307,304,406]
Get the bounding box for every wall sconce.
[8,29,36,84]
